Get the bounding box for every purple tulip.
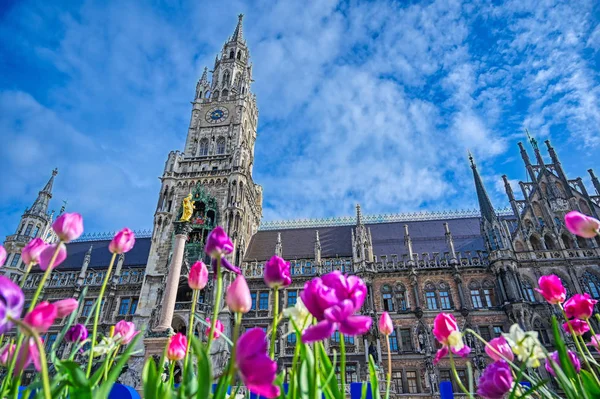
[0,245,6,267]
[21,238,48,266]
[264,255,292,289]
[211,257,241,275]
[205,226,234,258]
[477,360,513,399]
[545,350,581,377]
[52,212,84,242]
[39,243,67,271]
[0,275,25,334]
[236,328,281,398]
[65,324,88,343]
[300,271,372,343]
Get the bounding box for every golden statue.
[180,193,194,222]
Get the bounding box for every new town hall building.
[3,16,600,396]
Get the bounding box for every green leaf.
[60,360,90,388]
[94,334,141,399]
[316,342,341,399]
[143,357,158,399]
[190,336,212,399]
[581,370,600,397]
[368,355,380,399]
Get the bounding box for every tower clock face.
[205,107,229,124]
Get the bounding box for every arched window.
[530,235,543,250]
[216,138,226,155]
[544,234,556,250]
[514,241,525,251]
[562,233,574,249]
[222,89,228,98]
[582,272,600,299]
[577,236,589,249]
[205,90,211,99]
[521,279,536,302]
[579,199,591,215]
[469,281,495,309]
[213,91,219,100]
[237,50,242,60]
[394,284,408,311]
[198,139,209,156]
[382,285,394,312]
[223,71,231,86]
[534,320,550,345]
[32,225,40,238]
[532,201,543,218]
[438,282,452,310]
[24,223,34,237]
[229,50,234,59]
[424,282,438,310]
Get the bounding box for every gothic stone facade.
[3,15,600,396]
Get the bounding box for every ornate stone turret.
[314,230,321,263]
[352,204,374,269]
[275,232,283,257]
[404,224,414,262]
[77,245,93,287]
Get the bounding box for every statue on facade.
[180,194,194,222]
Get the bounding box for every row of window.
[382,285,496,311]
[80,297,138,317]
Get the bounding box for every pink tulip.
[226,275,252,313]
[52,212,84,242]
[564,293,597,320]
[23,302,57,334]
[53,298,78,318]
[432,313,471,364]
[0,245,6,267]
[21,238,48,266]
[588,334,600,353]
[545,350,581,377]
[535,275,566,305]
[167,332,187,361]
[39,243,67,271]
[109,228,136,254]
[205,226,234,258]
[114,320,139,344]
[14,338,41,376]
[565,211,600,238]
[485,336,514,362]
[0,343,15,366]
[563,319,589,336]
[189,261,209,290]
[264,255,292,289]
[205,318,224,338]
[378,312,393,335]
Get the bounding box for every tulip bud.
[0,245,6,267]
[264,255,292,289]
[65,324,88,343]
[205,226,234,258]
[52,212,84,242]
[205,318,224,338]
[23,302,58,334]
[109,228,136,254]
[189,261,209,290]
[0,343,16,366]
[21,238,48,266]
[226,275,252,313]
[485,336,514,362]
[378,312,393,335]
[114,320,139,345]
[565,211,600,238]
[535,275,566,305]
[53,298,78,318]
[39,243,67,271]
[564,293,598,320]
[167,333,187,361]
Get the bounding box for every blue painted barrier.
[212,384,232,395]
[249,384,288,399]
[349,382,372,399]
[440,381,454,399]
[108,383,141,399]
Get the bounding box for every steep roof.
[57,237,152,270]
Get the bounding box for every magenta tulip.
[565,211,600,238]
[563,319,589,336]
[236,328,281,398]
[52,212,84,242]
[545,350,581,377]
[23,302,57,334]
[109,228,136,254]
[589,334,600,353]
[53,298,78,318]
[167,333,187,361]
[378,312,393,335]
[189,261,209,290]
[211,256,241,275]
[300,271,372,343]
[205,226,234,257]
[0,245,6,267]
[535,275,566,305]
[21,238,48,266]
[114,320,139,344]
[0,275,25,334]
[205,318,224,338]
[65,324,88,343]
[226,275,252,313]
[14,338,41,376]
[432,313,471,364]
[564,293,597,320]
[477,360,513,399]
[264,255,292,289]
[39,243,67,271]
[485,336,514,362]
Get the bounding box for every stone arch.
[514,240,525,251]
[544,234,557,250]
[237,50,242,60]
[529,234,544,250]
[229,50,234,59]
[579,199,592,215]
[222,89,228,98]
[172,314,187,335]
[561,232,574,249]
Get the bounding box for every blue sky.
[1,0,599,239]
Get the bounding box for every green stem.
[104,343,121,382]
[86,252,117,377]
[181,289,199,394]
[560,306,600,383]
[587,318,598,339]
[340,333,346,392]
[207,256,223,353]
[169,360,176,388]
[226,312,242,381]
[290,332,301,399]
[18,262,34,289]
[449,351,474,399]
[384,334,391,399]
[10,318,51,399]
[270,288,279,359]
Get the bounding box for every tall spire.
[469,153,496,223]
[30,168,58,216]
[231,14,244,43]
[356,204,363,226]
[200,67,208,84]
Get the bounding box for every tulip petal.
[237,328,268,360]
[324,300,354,323]
[434,346,449,364]
[301,320,336,343]
[247,383,281,399]
[452,344,471,358]
[339,315,372,336]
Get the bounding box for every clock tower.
[135,14,262,344]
